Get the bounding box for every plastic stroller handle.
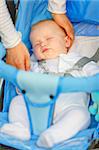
[0,59,99,94]
[59,74,99,93]
[0,60,18,86]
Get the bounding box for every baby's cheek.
[34,48,42,60]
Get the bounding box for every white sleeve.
[48,0,66,14]
[0,0,21,48]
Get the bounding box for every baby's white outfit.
[32,52,99,148]
[1,52,99,148]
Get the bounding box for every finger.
[70,29,74,39]
[25,54,30,71]
[67,28,74,40]
[66,33,74,48]
[69,33,74,42]
[65,27,74,42]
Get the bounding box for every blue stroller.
[0,0,99,150]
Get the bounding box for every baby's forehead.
[33,21,55,31]
[31,20,66,40]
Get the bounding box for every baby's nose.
[41,40,47,47]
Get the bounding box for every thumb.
[66,28,74,41]
[65,36,71,48]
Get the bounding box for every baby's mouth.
[42,48,48,53]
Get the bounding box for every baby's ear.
[64,36,71,48]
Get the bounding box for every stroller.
[0,0,99,149]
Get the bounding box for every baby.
[30,21,99,148]
[0,20,99,148]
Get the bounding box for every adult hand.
[6,42,30,71]
[52,13,74,47]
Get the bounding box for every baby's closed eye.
[34,42,40,48]
[46,37,53,41]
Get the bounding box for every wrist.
[7,41,22,52]
[52,13,68,27]
[52,13,66,18]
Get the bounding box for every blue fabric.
[15,0,99,50]
[0,43,6,59]
[17,71,59,135]
[67,0,99,24]
[74,23,99,36]
[3,81,17,112]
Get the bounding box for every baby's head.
[30,20,70,60]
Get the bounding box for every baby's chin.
[48,51,67,59]
[42,53,62,60]
[38,50,68,60]
[38,55,57,61]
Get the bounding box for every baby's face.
[30,20,68,60]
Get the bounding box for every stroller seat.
[0,0,99,149]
